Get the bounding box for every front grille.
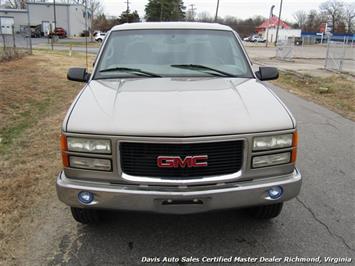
[120,140,243,179]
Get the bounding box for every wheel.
[70,207,100,224]
[247,203,283,219]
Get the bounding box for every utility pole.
[160,0,163,21]
[275,0,283,46]
[189,4,196,21]
[265,5,275,47]
[214,0,220,22]
[53,0,57,29]
[84,0,88,69]
[124,0,130,23]
[26,3,32,54]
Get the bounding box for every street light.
[265,5,275,47]
[214,0,220,22]
[275,0,283,46]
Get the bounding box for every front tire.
[247,203,283,219]
[71,207,100,224]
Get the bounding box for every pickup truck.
[57,22,301,224]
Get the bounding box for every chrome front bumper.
[56,169,302,214]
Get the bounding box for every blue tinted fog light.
[268,186,283,199]
[78,191,94,204]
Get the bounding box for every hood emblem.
[157,155,208,168]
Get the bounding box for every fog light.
[78,191,94,204]
[267,186,283,199]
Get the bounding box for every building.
[256,15,290,33]
[256,15,301,43]
[0,9,28,34]
[0,2,86,36]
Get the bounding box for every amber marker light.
[291,131,298,163]
[60,134,69,167]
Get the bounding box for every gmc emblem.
[157,155,208,168]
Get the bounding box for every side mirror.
[67,68,90,82]
[255,67,279,81]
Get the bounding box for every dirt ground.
[272,72,355,121]
[0,50,94,265]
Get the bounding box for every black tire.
[247,203,283,219]
[70,207,100,224]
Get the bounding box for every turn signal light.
[60,134,69,167]
[291,131,298,163]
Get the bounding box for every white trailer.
[263,29,302,43]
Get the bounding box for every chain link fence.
[273,35,354,74]
[324,37,354,72]
[0,26,32,61]
[276,39,294,61]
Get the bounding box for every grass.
[272,71,355,121]
[41,41,100,48]
[0,47,30,62]
[57,41,100,47]
[0,50,94,264]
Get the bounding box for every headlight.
[252,152,291,168]
[253,134,293,151]
[67,137,111,154]
[69,156,112,171]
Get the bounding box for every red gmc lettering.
[157,155,208,168]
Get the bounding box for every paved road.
[20,83,355,265]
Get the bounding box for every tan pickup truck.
[56,22,301,224]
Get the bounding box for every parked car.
[294,37,303,46]
[58,22,301,224]
[94,32,106,42]
[80,30,90,37]
[251,35,266,43]
[243,35,252,42]
[243,35,266,43]
[49,27,67,39]
[30,25,41,38]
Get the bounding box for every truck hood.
[65,78,294,136]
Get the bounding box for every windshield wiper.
[170,64,236,77]
[99,67,161,77]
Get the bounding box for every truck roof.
[111,22,232,31]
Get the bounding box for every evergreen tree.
[145,0,186,22]
[118,10,140,24]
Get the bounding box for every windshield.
[94,29,253,79]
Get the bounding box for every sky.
[101,0,354,22]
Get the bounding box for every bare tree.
[72,0,103,39]
[88,0,103,40]
[293,10,307,29]
[197,11,213,22]
[344,2,355,33]
[5,0,26,9]
[320,0,345,32]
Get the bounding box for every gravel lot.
[245,44,355,76]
